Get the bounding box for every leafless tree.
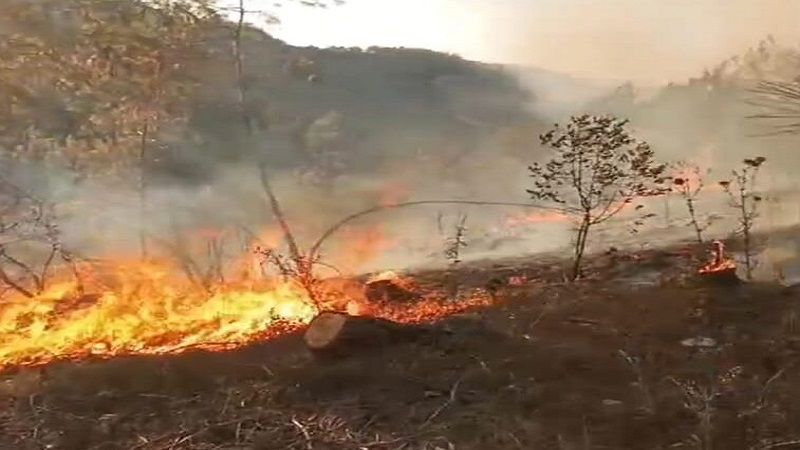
[0,174,79,298]
[444,213,468,265]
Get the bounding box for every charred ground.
[2,242,799,450]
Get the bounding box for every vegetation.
[718,157,767,280]
[527,115,669,280]
[443,213,468,266]
[671,161,713,244]
[1,3,800,448]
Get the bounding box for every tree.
[0,172,79,298]
[527,115,669,280]
[0,0,217,259]
[718,157,767,280]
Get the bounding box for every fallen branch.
[291,417,313,450]
[756,439,800,450]
[422,375,464,427]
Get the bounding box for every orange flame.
[698,240,736,274]
[329,225,396,272]
[0,260,318,372]
[0,242,493,373]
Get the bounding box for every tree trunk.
[304,311,422,357]
[686,198,703,244]
[571,217,591,281]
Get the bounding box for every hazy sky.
[262,0,800,84]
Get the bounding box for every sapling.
[444,213,468,299]
[672,161,713,244]
[444,213,468,266]
[718,157,766,280]
[527,115,669,280]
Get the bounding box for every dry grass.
[2,243,800,449]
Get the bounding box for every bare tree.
[219,0,343,305]
[718,157,767,280]
[527,115,669,280]
[0,174,79,298]
[444,213,468,265]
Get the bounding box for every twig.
[0,264,34,297]
[422,375,464,427]
[291,417,313,450]
[759,367,786,404]
[757,439,800,450]
[529,303,549,331]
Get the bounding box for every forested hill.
[188,32,539,177]
[0,1,541,186]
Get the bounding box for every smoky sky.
[264,0,800,84]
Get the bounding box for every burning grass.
[0,257,493,374]
[0,259,316,371]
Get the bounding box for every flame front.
[0,254,493,373]
[0,260,318,371]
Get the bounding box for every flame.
[366,270,418,292]
[698,240,736,274]
[0,245,493,373]
[0,259,318,371]
[367,270,401,283]
[329,225,396,272]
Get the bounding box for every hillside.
[161,29,542,182]
[0,1,544,187]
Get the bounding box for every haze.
[267,0,800,84]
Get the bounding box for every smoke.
[7,3,800,282]
[462,0,800,85]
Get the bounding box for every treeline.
[0,0,228,180]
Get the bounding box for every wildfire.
[366,270,417,290]
[330,225,396,272]
[0,260,318,372]
[0,254,493,373]
[698,240,736,274]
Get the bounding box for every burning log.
[698,240,739,284]
[363,271,421,304]
[364,279,420,303]
[304,311,423,357]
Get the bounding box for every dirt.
[2,243,800,450]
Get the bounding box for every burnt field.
[2,244,800,450]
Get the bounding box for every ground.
[2,243,800,450]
